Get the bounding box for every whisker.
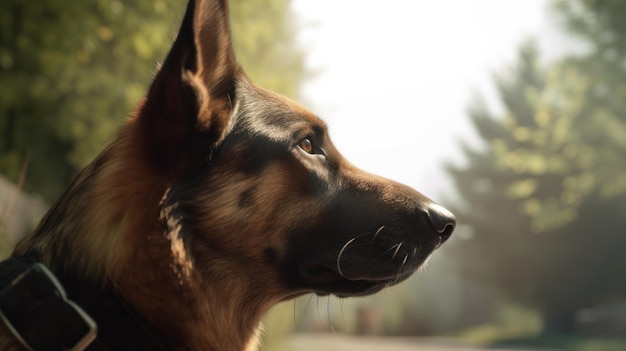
[340,299,351,332]
[370,225,386,252]
[294,294,314,330]
[337,238,356,277]
[396,254,409,277]
[419,260,429,273]
[372,225,385,241]
[345,229,384,244]
[327,295,335,333]
[293,299,297,327]
[316,295,321,322]
[392,242,403,260]
[375,242,401,260]
[312,228,388,262]
[303,293,314,315]
[378,242,403,274]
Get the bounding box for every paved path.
[277,334,548,351]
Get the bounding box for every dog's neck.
[114,228,274,351]
[14,125,273,350]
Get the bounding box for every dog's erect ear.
[139,0,239,169]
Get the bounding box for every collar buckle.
[0,263,97,351]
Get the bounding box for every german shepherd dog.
[0,0,455,350]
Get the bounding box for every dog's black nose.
[426,204,455,243]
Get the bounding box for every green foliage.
[0,0,185,199]
[456,301,542,345]
[555,0,626,54]
[448,0,626,334]
[492,58,626,231]
[0,0,305,201]
[230,0,305,98]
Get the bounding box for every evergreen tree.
[448,0,626,333]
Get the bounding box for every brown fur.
[2,1,455,350]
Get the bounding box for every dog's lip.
[298,263,345,284]
[298,262,404,284]
[297,262,407,297]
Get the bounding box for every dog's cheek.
[188,162,324,266]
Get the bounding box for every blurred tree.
[0,0,305,201]
[0,0,186,200]
[447,0,626,333]
[230,0,306,99]
[553,0,626,218]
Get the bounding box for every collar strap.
[0,263,96,351]
[0,258,167,351]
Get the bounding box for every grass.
[459,324,626,351]
[455,301,543,345]
[455,301,626,351]
[492,335,626,351]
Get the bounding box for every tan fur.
[11,109,284,349]
[0,324,24,351]
[2,1,455,349]
[8,85,318,351]
[15,118,165,281]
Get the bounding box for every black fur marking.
[263,247,279,264]
[238,186,256,208]
[222,133,291,176]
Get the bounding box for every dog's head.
[136,0,455,300]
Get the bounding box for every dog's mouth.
[296,253,427,297]
[287,224,450,297]
[297,263,399,296]
[298,263,354,284]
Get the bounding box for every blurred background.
[1,0,625,350]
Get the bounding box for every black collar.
[0,256,167,351]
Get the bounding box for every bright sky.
[291,0,560,201]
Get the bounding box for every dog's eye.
[298,136,326,157]
[299,138,314,154]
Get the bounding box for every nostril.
[426,204,456,242]
[438,223,454,244]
